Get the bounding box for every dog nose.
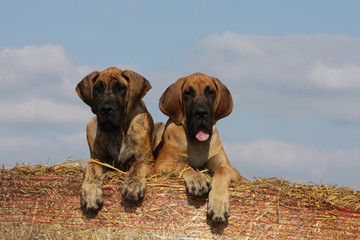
[100,105,114,115]
[195,108,209,119]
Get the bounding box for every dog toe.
[184,172,211,196]
[80,182,103,216]
[122,176,146,202]
[208,189,230,222]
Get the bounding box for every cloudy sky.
[1,1,359,187]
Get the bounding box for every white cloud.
[310,61,360,90]
[0,44,134,103]
[0,44,95,166]
[0,132,90,166]
[0,45,71,88]
[224,139,360,186]
[225,139,323,170]
[201,32,264,57]
[0,44,95,125]
[194,33,360,123]
[0,97,92,124]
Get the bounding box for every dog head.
[159,72,233,142]
[76,67,151,132]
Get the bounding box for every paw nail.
[208,210,214,217]
[214,217,221,222]
[122,189,128,196]
[96,199,103,208]
[80,201,87,208]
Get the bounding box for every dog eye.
[205,86,216,99]
[184,90,191,96]
[93,85,103,95]
[119,85,127,94]
[114,82,127,94]
[183,88,194,100]
[208,90,215,97]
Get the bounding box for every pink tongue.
[196,131,210,141]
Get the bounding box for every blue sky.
[1,1,360,187]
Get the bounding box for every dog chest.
[187,142,210,168]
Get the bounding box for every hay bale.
[0,159,359,239]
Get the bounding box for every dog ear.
[122,70,152,113]
[76,71,100,114]
[159,78,185,125]
[213,78,233,122]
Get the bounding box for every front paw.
[207,189,230,222]
[81,182,103,217]
[183,171,211,196]
[122,175,146,202]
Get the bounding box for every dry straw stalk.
[1,159,359,239]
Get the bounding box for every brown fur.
[154,73,242,222]
[76,67,155,217]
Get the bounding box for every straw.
[1,159,359,239]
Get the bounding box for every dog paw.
[207,189,230,222]
[122,176,146,202]
[183,171,212,196]
[80,182,103,217]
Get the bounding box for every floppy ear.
[122,70,152,113]
[159,78,185,125]
[213,78,233,122]
[75,71,100,114]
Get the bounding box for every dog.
[76,67,155,216]
[153,72,242,222]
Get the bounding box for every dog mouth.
[193,125,212,142]
[99,120,118,132]
[195,129,210,142]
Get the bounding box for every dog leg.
[207,166,231,222]
[122,155,154,201]
[155,159,211,196]
[86,116,97,154]
[120,113,155,202]
[80,161,104,217]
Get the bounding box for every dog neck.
[92,129,123,167]
[186,138,210,169]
